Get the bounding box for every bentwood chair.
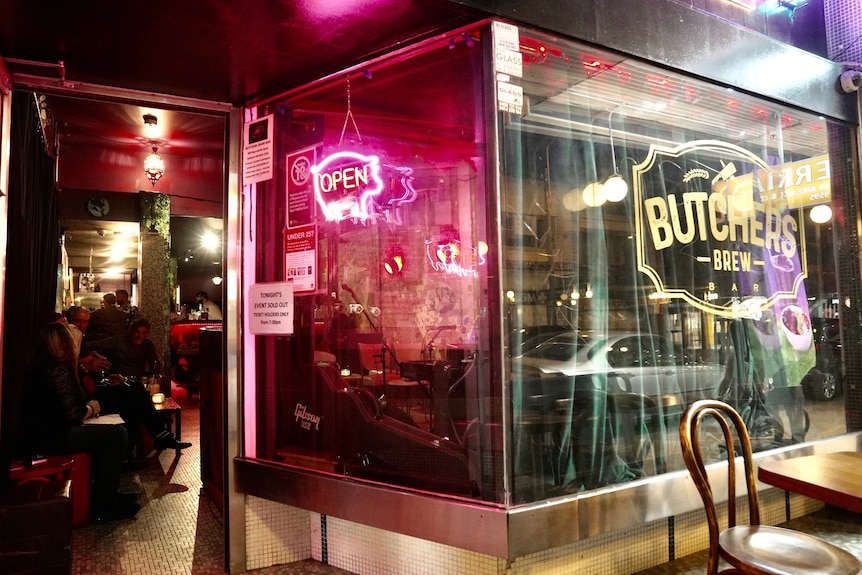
[679,400,862,575]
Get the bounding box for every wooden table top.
[153,396,181,411]
[758,451,862,514]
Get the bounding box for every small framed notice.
[248,282,294,335]
[243,114,274,184]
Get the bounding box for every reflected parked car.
[515,332,726,404]
[507,326,567,357]
[801,317,842,401]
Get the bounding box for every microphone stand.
[423,327,447,361]
[345,287,399,394]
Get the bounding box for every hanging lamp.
[142,114,165,186]
[144,146,165,186]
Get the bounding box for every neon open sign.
[312,151,384,221]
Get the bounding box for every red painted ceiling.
[1,0,481,271]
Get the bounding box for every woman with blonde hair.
[20,322,139,524]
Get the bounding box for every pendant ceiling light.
[144,146,165,186]
[604,109,628,202]
[142,114,165,186]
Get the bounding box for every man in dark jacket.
[88,292,129,339]
[70,312,191,451]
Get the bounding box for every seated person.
[194,290,222,320]
[86,317,159,380]
[20,322,139,524]
[67,308,191,451]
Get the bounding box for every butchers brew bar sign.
[634,141,830,336]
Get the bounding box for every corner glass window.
[242,20,857,509]
[244,25,505,503]
[504,26,855,503]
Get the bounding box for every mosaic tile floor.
[70,384,354,575]
[632,506,862,575]
[71,384,862,575]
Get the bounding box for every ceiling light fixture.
[143,113,158,131]
[142,114,165,186]
[144,145,165,186]
[604,108,629,202]
[810,204,833,224]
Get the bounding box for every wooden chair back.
[680,399,862,575]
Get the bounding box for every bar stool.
[386,378,426,416]
[357,342,426,417]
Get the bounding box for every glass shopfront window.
[504,27,854,503]
[245,25,504,503]
[244,21,856,508]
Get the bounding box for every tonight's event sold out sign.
[248,282,294,335]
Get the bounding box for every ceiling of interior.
[0,0,483,276]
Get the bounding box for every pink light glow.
[377,164,418,225]
[312,151,383,222]
[425,239,488,278]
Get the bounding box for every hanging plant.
[139,191,171,239]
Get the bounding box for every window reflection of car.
[515,332,725,404]
[801,317,842,401]
[507,326,567,357]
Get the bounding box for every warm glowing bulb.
[436,242,460,264]
[506,290,515,299]
[584,284,593,298]
[384,255,404,275]
[810,204,832,223]
[604,175,628,202]
[562,189,586,211]
[383,256,404,275]
[143,146,165,186]
[582,182,606,207]
[570,290,579,300]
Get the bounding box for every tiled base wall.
[244,491,825,575]
[322,515,506,575]
[245,496,312,571]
